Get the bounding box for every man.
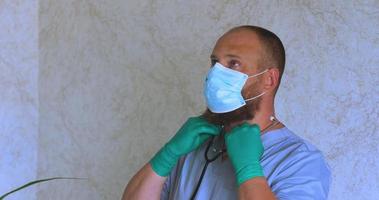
[122,25,331,200]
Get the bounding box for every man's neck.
[222,97,284,133]
[247,110,274,131]
[246,98,284,134]
[223,107,276,133]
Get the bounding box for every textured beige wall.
[35,1,379,200]
[0,1,38,200]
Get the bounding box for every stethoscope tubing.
[190,135,225,200]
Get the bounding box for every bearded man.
[122,25,331,200]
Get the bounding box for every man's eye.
[229,60,241,69]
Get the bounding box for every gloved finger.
[243,123,261,136]
[235,122,260,131]
[197,133,212,144]
[225,122,260,140]
[190,117,221,133]
[197,124,222,136]
[187,116,221,136]
[225,122,247,137]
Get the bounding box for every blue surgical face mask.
[204,62,268,113]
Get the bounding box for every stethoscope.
[189,116,280,200]
[189,128,226,200]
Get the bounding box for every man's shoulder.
[264,127,330,172]
[266,128,332,198]
[268,127,330,174]
[268,127,322,153]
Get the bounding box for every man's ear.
[264,68,280,90]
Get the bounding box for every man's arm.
[225,123,276,200]
[238,177,276,200]
[121,116,221,200]
[122,163,166,200]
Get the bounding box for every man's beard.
[201,97,262,127]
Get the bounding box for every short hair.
[230,25,286,84]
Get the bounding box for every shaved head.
[227,26,286,84]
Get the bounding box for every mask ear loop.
[247,69,268,78]
[244,69,268,102]
[244,91,266,101]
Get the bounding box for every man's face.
[202,29,266,126]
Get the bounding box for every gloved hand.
[150,116,221,177]
[225,122,264,186]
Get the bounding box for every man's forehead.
[212,30,261,56]
[221,29,258,42]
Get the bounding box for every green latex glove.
[150,116,221,177]
[225,122,264,186]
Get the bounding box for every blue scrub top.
[160,127,331,200]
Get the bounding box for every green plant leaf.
[0,177,86,200]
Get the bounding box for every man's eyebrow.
[225,54,241,59]
[210,54,241,59]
